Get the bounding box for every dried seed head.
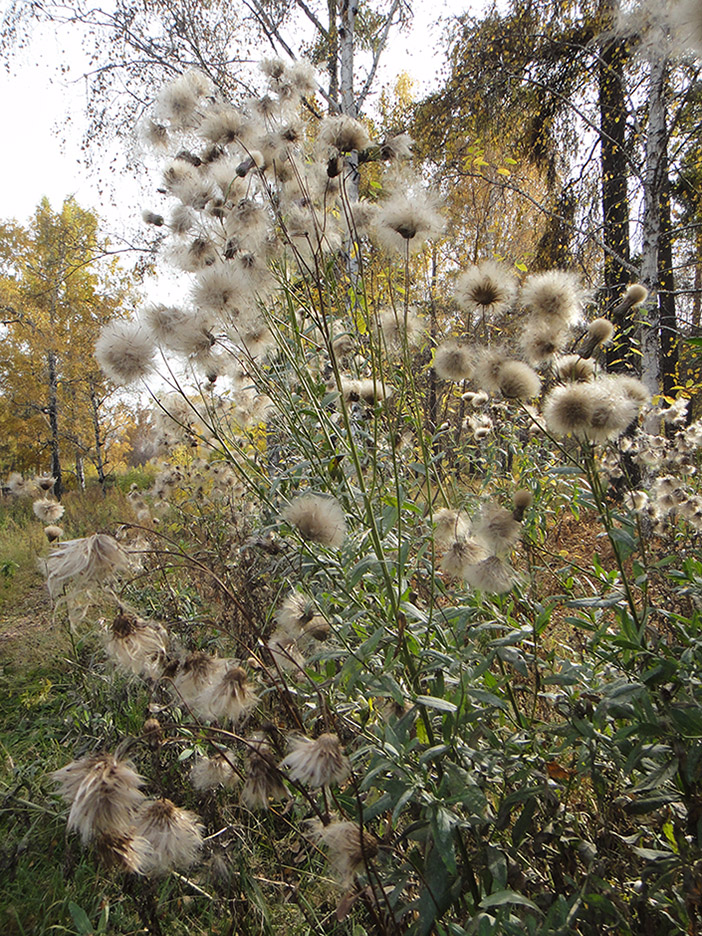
[137,798,204,875]
[95,320,156,386]
[434,341,473,381]
[512,489,533,522]
[241,734,289,810]
[520,270,586,326]
[308,819,379,885]
[53,754,146,844]
[280,733,350,788]
[454,261,518,317]
[33,499,65,523]
[283,494,346,548]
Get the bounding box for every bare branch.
[356,0,403,111]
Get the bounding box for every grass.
[0,486,355,936]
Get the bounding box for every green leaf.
[68,902,94,936]
[480,889,542,912]
[415,695,457,713]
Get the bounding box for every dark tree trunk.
[598,4,633,369]
[47,348,62,499]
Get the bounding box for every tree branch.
[356,0,403,111]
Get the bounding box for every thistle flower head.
[46,533,131,599]
[137,798,204,875]
[199,103,249,146]
[512,488,533,522]
[280,733,350,787]
[372,179,444,254]
[189,752,237,791]
[520,321,568,365]
[380,132,414,161]
[439,538,489,578]
[275,590,326,637]
[308,819,379,885]
[283,494,346,548]
[542,383,595,438]
[434,341,473,381]
[464,555,517,594]
[495,360,542,400]
[155,73,204,128]
[474,502,522,554]
[520,270,586,326]
[96,320,156,386]
[95,832,152,874]
[376,306,425,353]
[588,317,615,346]
[543,379,641,443]
[433,508,472,549]
[554,354,597,382]
[174,651,226,710]
[241,734,289,810]
[33,499,65,523]
[454,261,518,318]
[44,524,64,543]
[199,664,258,725]
[287,60,318,97]
[104,611,168,678]
[319,115,370,153]
[53,754,145,844]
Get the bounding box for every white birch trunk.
[339,0,359,205]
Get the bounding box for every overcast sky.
[0,2,464,230]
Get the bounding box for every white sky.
[0,1,466,230]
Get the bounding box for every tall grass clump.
[5,59,702,936]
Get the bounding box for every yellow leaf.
[497,167,510,176]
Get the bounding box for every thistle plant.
[24,55,702,936]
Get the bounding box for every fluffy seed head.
[495,360,542,400]
[319,115,370,153]
[433,509,472,549]
[542,383,596,437]
[520,271,586,326]
[308,819,379,885]
[241,734,289,810]
[46,533,131,599]
[280,733,350,788]
[520,321,568,365]
[33,499,65,523]
[464,555,517,593]
[189,752,237,791]
[434,341,473,381]
[376,307,425,353]
[96,320,156,386]
[555,354,597,382]
[53,754,145,844]
[439,539,489,578]
[372,186,444,254]
[454,261,518,318]
[137,798,204,875]
[199,664,258,725]
[474,502,522,554]
[512,489,533,522]
[95,832,152,874]
[283,494,346,548]
[105,612,168,678]
[44,524,64,543]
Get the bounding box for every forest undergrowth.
[3,56,702,936]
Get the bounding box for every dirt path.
[0,574,71,670]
